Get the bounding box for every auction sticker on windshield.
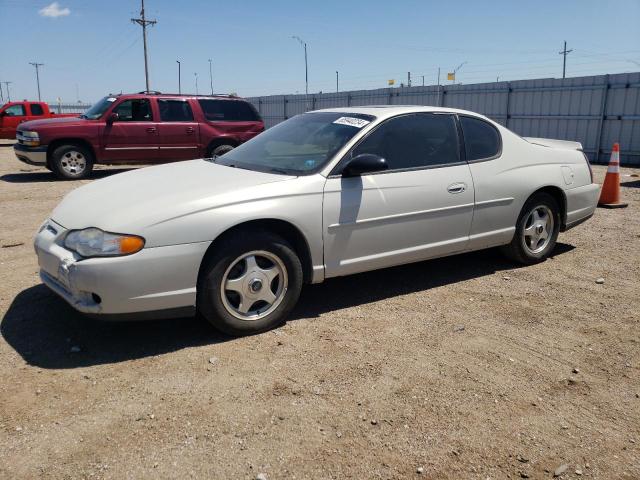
[333,117,371,128]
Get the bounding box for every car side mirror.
[342,153,388,177]
[107,112,119,124]
[0,111,5,117]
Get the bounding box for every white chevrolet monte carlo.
[35,106,600,335]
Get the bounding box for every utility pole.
[208,59,213,95]
[336,71,339,93]
[437,67,441,106]
[291,36,308,108]
[176,60,181,94]
[407,72,411,87]
[559,41,573,79]
[131,0,157,92]
[2,81,11,101]
[29,62,44,101]
[421,75,425,86]
[194,72,198,95]
[0,81,3,102]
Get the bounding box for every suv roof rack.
[138,90,163,94]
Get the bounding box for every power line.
[131,0,157,92]
[1,81,12,102]
[29,62,44,101]
[559,40,573,79]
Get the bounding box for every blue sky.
[1,0,639,104]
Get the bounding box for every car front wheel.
[197,231,303,336]
[51,144,94,180]
[501,192,560,265]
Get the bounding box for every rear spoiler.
[524,137,583,151]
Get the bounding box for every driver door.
[323,113,475,278]
[102,98,159,162]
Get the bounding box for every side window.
[158,99,194,122]
[112,99,153,122]
[353,113,459,170]
[30,104,45,115]
[4,105,26,116]
[198,99,260,121]
[460,116,501,161]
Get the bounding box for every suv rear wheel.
[207,143,235,159]
[51,144,94,180]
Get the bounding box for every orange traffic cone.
[598,143,628,209]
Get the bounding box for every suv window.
[198,99,260,121]
[158,99,194,122]
[4,105,25,116]
[30,104,45,115]
[353,113,459,170]
[460,116,501,161]
[113,99,153,122]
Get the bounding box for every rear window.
[198,99,260,122]
[30,104,45,115]
[158,99,194,122]
[460,116,501,161]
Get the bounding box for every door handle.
[146,127,156,133]
[447,183,467,194]
[186,127,195,134]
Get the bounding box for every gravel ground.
[0,145,638,479]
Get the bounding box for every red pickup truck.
[0,101,79,139]
[13,92,264,179]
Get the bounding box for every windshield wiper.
[268,167,290,175]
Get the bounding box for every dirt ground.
[0,144,638,480]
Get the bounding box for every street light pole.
[176,60,181,94]
[194,73,198,95]
[336,71,339,93]
[208,59,213,95]
[292,35,309,107]
[29,62,44,101]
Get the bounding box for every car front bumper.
[35,219,211,318]
[14,143,47,166]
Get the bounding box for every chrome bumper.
[14,143,47,166]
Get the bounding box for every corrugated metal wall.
[248,72,640,166]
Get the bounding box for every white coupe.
[34,106,600,335]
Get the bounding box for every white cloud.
[39,2,71,18]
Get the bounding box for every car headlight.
[64,228,145,257]
[19,130,40,146]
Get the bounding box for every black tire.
[501,192,561,265]
[197,231,303,336]
[51,144,94,180]
[207,143,235,158]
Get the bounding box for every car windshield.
[81,96,117,120]
[212,112,376,175]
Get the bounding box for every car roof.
[311,105,490,121]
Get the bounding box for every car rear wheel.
[207,143,235,158]
[501,192,560,265]
[197,231,303,336]
[51,144,94,180]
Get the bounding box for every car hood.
[51,160,296,238]
[20,116,85,130]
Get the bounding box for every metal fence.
[248,72,640,166]
[54,103,92,114]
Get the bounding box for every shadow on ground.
[1,244,575,370]
[0,168,135,184]
[621,179,640,189]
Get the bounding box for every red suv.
[13,92,264,179]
